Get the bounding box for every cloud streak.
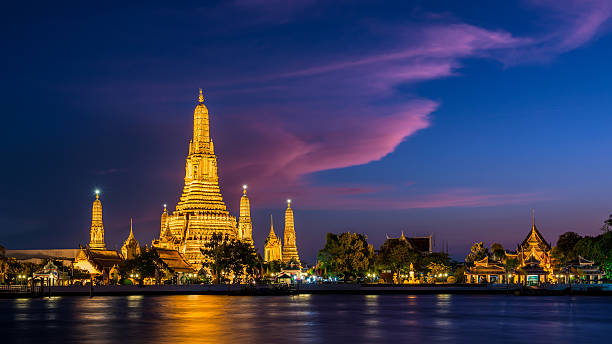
[209,1,612,209]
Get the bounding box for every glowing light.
[243,184,247,190]
[287,199,291,204]
[95,189,100,195]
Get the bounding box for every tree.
[490,243,506,262]
[377,238,420,281]
[200,233,259,283]
[552,232,583,264]
[317,232,374,281]
[122,249,160,284]
[453,265,467,283]
[426,262,450,279]
[505,257,519,275]
[466,242,489,263]
[602,214,612,232]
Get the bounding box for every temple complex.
[152,90,239,265]
[282,200,300,265]
[264,215,282,262]
[120,218,141,260]
[89,190,106,249]
[513,216,554,284]
[238,185,254,245]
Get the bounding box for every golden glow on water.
[4,294,612,343]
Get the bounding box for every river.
[2,294,610,343]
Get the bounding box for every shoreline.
[2,283,612,298]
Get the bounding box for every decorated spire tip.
[287,198,292,205]
[198,88,204,103]
[130,217,133,235]
[243,184,248,194]
[163,203,167,210]
[95,189,100,199]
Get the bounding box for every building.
[383,232,433,254]
[466,256,509,284]
[73,246,123,280]
[120,219,141,260]
[74,192,124,281]
[561,256,604,284]
[153,89,242,265]
[282,200,300,265]
[238,185,254,245]
[513,217,554,284]
[264,215,282,262]
[89,190,106,249]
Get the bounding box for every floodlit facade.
[264,215,282,262]
[282,200,300,265]
[152,90,259,265]
[89,191,106,250]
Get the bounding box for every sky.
[1,0,612,263]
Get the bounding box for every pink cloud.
[193,2,612,210]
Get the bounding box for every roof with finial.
[268,214,277,239]
[520,212,551,250]
[128,218,135,240]
[198,88,204,103]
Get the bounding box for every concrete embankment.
[3,283,612,298]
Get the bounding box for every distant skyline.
[1,0,612,262]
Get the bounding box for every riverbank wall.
[3,283,612,298]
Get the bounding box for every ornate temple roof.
[153,247,195,273]
[519,220,551,251]
[76,247,122,271]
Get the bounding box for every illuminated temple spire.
[89,190,106,250]
[238,185,254,245]
[176,88,228,213]
[121,218,141,260]
[264,215,282,262]
[152,89,238,264]
[282,199,300,265]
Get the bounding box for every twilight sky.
[1,0,612,263]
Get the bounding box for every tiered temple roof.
[153,89,239,264]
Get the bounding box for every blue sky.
[1,0,611,262]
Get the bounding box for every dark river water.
[2,294,610,343]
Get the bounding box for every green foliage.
[200,233,260,283]
[426,262,450,278]
[490,243,506,262]
[317,232,374,281]
[121,249,160,283]
[505,257,519,272]
[550,217,612,275]
[453,265,467,283]
[377,238,421,277]
[552,232,583,265]
[466,242,489,263]
[602,214,612,232]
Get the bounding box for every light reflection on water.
[2,294,612,343]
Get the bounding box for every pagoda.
[238,185,254,245]
[282,200,300,265]
[264,215,282,262]
[89,190,106,250]
[153,89,239,264]
[121,218,141,260]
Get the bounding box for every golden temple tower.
[121,218,141,260]
[238,185,254,245]
[89,190,106,250]
[154,89,238,265]
[264,215,282,262]
[282,199,300,265]
[160,204,168,237]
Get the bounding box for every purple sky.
[1,0,612,262]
